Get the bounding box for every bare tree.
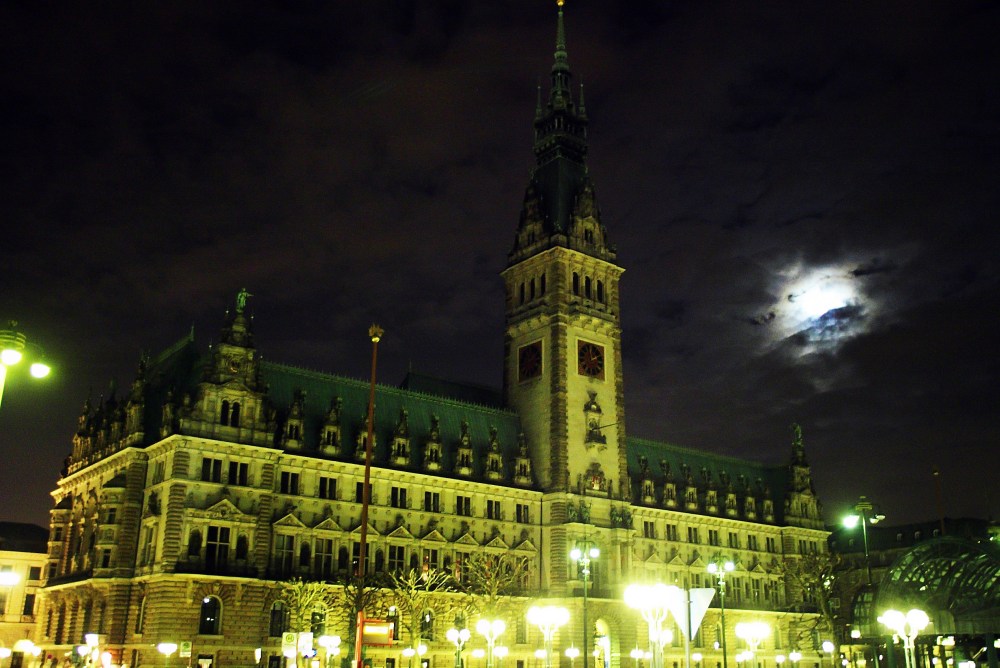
[457,550,531,620]
[277,578,338,633]
[780,552,844,647]
[327,575,391,655]
[385,568,458,651]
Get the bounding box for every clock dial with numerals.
[577,341,605,379]
[518,341,542,381]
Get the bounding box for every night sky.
[2,1,998,528]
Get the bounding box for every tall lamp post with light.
[844,497,884,668]
[448,626,472,668]
[878,609,929,668]
[0,322,51,409]
[625,584,673,668]
[528,606,570,668]
[571,543,600,668]
[707,559,736,668]
[477,619,506,668]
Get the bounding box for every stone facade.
[33,6,829,668]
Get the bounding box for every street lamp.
[448,627,472,668]
[735,622,769,655]
[0,322,51,409]
[843,497,885,587]
[631,648,644,668]
[624,584,672,668]
[157,643,178,668]
[528,606,570,668]
[789,651,802,668]
[571,543,600,668]
[878,609,929,668]
[402,644,427,668]
[494,646,509,668]
[707,560,736,668]
[477,619,506,668]
[822,642,835,668]
[318,635,342,668]
[566,646,580,668]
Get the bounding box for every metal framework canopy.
[872,537,1000,635]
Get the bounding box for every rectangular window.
[100,549,112,568]
[516,503,530,524]
[424,549,439,570]
[747,535,759,551]
[275,535,295,573]
[201,457,223,483]
[643,521,656,539]
[687,527,700,543]
[316,539,334,577]
[424,491,441,512]
[391,486,408,509]
[206,526,230,570]
[141,526,156,565]
[105,507,118,524]
[752,579,761,601]
[798,540,807,555]
[456,495,471,516]
[28,566,41,581]
[228,461,249,486]
[280,472,299,495]
[728,532,740,549]
[319,476,337,500]
[153,461,165,484]
[486,499,501,520]
[388,545,405,572]
[765,537,777,553]
[22,593,36,616]
[708,529,720,546]
[665,524,679,541]
[355,482,372,503]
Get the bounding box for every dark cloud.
[1,0,998,526]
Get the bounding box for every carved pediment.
[513,539,537,553]
[688,553,706,568]
[422,529,447,543]
[387,525,415,540]
[313,518,342,532]
[484,535,509,550]
[644,551,665,565]
[667,550,686,565]
[350,522,380,537]
[273,513,307,528]
[455,532,480,547]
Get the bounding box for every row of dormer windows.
[572,271,606,303]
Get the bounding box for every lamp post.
[707,560,736,668]
[735,622,769,656]
[878,609,929,668]
[494,646,509,668]
[318,635,342,668]
[0,322,51,409]
[448,627,472,668]
[157,643,178,668]
[566,646,580,668]
[571,543,600,668]
[528,606,570,668]
[477,619,506,668]
[844,498,884,668]
[822,642,836,668]
[631,648,644,668]
[625,584,672,668]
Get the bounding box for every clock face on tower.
[577,341,605,379]
[518,341,542,381]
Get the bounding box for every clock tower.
[501,3,627,498]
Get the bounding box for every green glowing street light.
[0,322,51,409]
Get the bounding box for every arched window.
[572,272,580,295]
[199,596,222,635]
[299,543,311,568]
[540,273,546,295]
[236,535,249,560]
[269,602,286,637]
[230,402,241,427]
[419,609,434,640]
[410,554,420,571]
[220,400,229,425]
[519,283,525,305]
[188,530,202,558]
[584,276,592,298]
[311,609,327,637]
[529,278,536,300]
[374,549,385,573]
[597,280,604,303]
[338,547,349,571]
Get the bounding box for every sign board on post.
[179,643,192,659]
[282,633,298,658]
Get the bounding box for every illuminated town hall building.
[36,7,828,668]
